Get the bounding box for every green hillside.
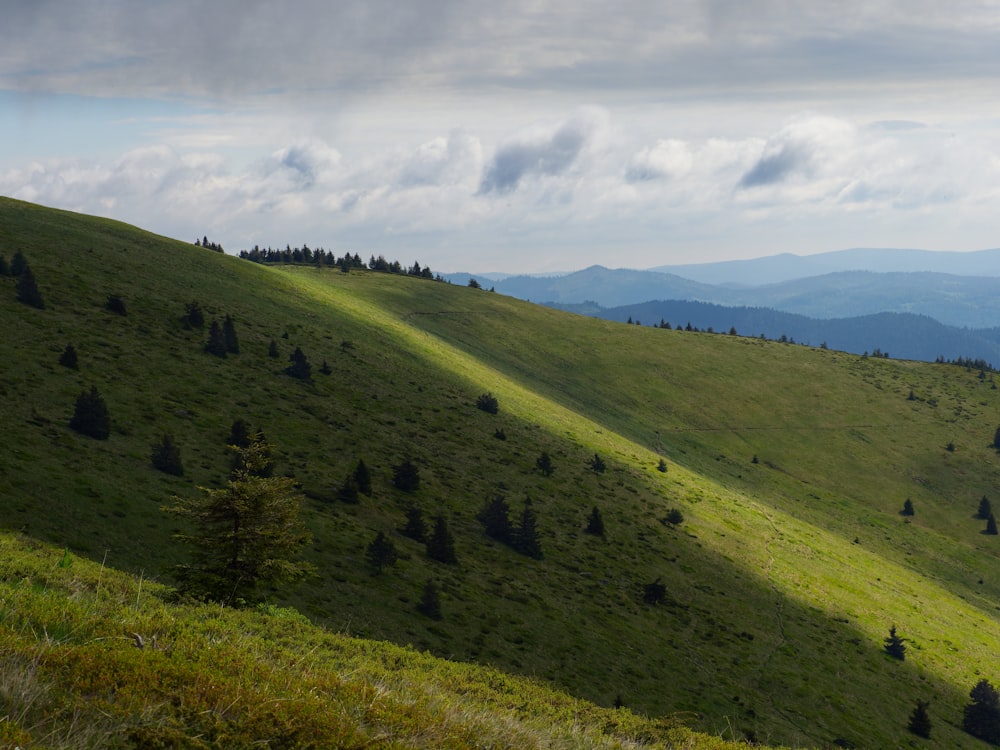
[3,196,1000,747]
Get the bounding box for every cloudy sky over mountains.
[2,1,1000,272]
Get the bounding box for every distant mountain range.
[445,248,1000,365]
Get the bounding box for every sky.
[2,1,1000,273]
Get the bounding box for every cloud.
[738,116,855,189]
[478,109,605,194]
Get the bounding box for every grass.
[3,196,1000,746]
[0,534,750,749]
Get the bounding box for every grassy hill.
[3,196,1000,747]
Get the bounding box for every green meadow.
[2,196,1000,747]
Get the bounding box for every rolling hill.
[5,197,1000,747]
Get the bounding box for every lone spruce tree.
[151,434,184,476]
[69,386,110,439]
[15,264,44,309]
[165,435,314,604]
[884,624,906,660]
[964,679,1000,744]
[979,495,993,520]
[514,498,543,559]
[426,514,457,564]
[908,699,932,739]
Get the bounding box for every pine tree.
[286,347,312,380]
[514,498,543,559]
[643,578,667,605]
[901,498,914,516]
[392,459,420,492]
[365,531,397,574]
[319,359,332,375]
[268,340,280,358]
[536,451,553,476]
[417,579,442,619]
[585,506,605,536]
[988,513,998,535]
[105,295,127,315]
[205,320,228,357]
[354,459,372,496]
[964,679,1000,744]
[426,515,457,564]
[588,453,607,474]
[478,495,512,543]
[59,344,78,370]
[338,476,360,504]
[10,250,26,277]
[69,386,111,440]
[884,625,906,660]
[401,504,427,542]
[183,301,204,328]
[979,495,992,520]
[908,699,932,739]
[994,425,1000,451]
[222,314,240,354]
[15,264,44,309]
[656,458,668,473]
[165,435,314,604]
[228,419,252,449]
[151,434,184,476]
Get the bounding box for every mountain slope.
[554,300,1000,365]
[4,198,1000,747]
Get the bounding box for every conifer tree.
[205,320,228,357]
[223,314,240,354]
[183,301,205,328]
[286,346,312,380]
[964,679,1000,744]
[268,339,280,358]
[392,459,420,492]
[643,578,667,605]
[105,295,127,315]
[657,458,668,473]
[165,435,314,604]
[585,506,605,536]
[338,476,359,504]
[228,418,252,449]
[988,513,998,536]
[588,453,607,474]
[426,514,457,564]
[417,579,442,619]
[514,498,543,559]
[319,359,332,375]
[151,434,184,476]
[884,624,906,660]
[994,425,1000,451]
[59,344,78,370]
[365,531,397,574]
[908,699,931,739]
[901,498,914,516]
[979,495,993,520]
[10,250,26,277]
[15,264,44,309]
[354,459,372,496]
[69,386,110,439]
[401,504,427,542]
[536,451,553,476]
[478,495,512,543]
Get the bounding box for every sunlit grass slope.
[0,533,748,749]
[3,196,1000,747]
